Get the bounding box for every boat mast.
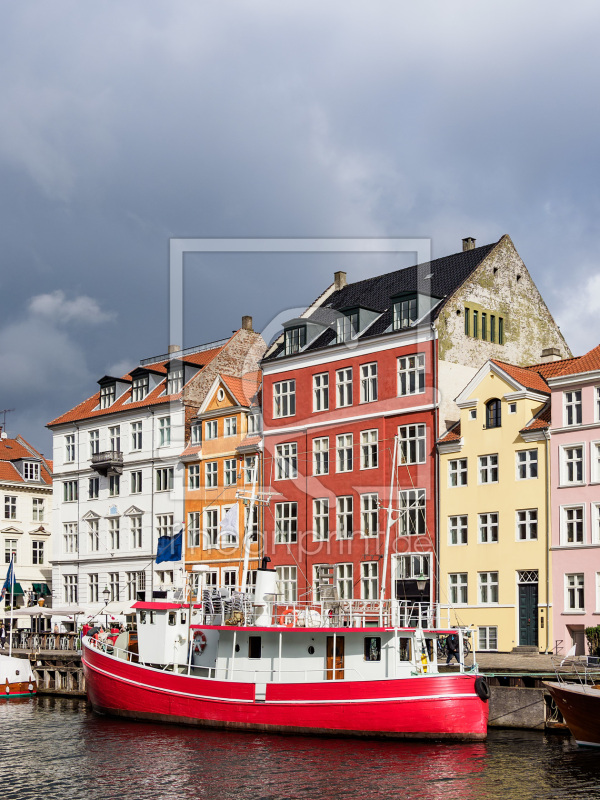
[240,454,259,592]
[379,435,399,616]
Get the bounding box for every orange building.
[183,372,262,592]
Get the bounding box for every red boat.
[82,568,489,740]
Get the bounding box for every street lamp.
[102,586,110,629]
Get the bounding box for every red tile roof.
[521,402,551,432]
[525,344,600,380]
[221,371,261,406]
[47,344,226,427]
[438,422,461,444]
[0,436,53,485]
[491,360,550,394]
[236,435,262,451]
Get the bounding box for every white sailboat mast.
[379,435,398,605]
[240,454,259,592]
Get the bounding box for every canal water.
[1,698,599,800]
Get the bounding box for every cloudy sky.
[2,1,600,454]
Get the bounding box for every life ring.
[475,676,490,701]
[193,631,207,655]
[278,608,296,627]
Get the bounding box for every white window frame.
[312,498,330,541]
[560,505,585,545]
[87,518,99,551]
[132,374,149,402]
[560,444,584,485]
[273,379,296,419]
[156,513,174,538]
[336,496,353,539]
[478,512,499,544]
[360,362,378,403]
[275,502,298,544]
[130,515,142,549]
[190,421,202,445]
[188,464,200,490]
[89,429,99,457]
[478,454,499,484]
[204,508,218,548]
[155,467,173,492]
[516,449,538,480]
[397,353,425,396]
[88,573,98,603]
[361,562,378,600]
[336,433,353,472]
[224,458,237,486]
[478,571,499,605]
[188,511,201,548]
[312,437,329,476]
[275,442,298,480]
[63,522,78,554]
[64,574,78,603]
[131,421,143,451]
[109,473,120,497]
[448,573,468,605]
[313,373,329,412]
[158,416,171,447]
[360,429,378,470]
[565,573,584,611]
[65,434,75,463]
[32,497,44,522]
[593,503,600,545]
[336,563,353,600]
[109,425,121,451]
[108,517,120,550]
[276,566,297,603]
[591,441,600,483]
[100,384,115,409]
[478,626,498,651]
[166,368,183,396]
[398,489,426,536]
[224,416,237,437]
[205,461,218,488]
[336,367,353,408]
[564,390,582,426]
[205,420,218,440]
[398,424,426,465]
[448,458,467,487]
[63,481,78,503]
[516,509,538,541]
[130,470,142,494]
[448,515,468,546]
[360,493,379,537]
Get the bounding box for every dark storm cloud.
[1,0,600,450]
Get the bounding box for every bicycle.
[437,634,471,660]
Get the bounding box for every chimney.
[168,344,181,354]
[334,271,347,290]
[462,237,476,251]
[241,315,253,331]
[540,347,562,363]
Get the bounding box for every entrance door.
[326,636,345,680]
[518,583,538,646]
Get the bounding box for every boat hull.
[0,654,37,698]
[544,681,600,747]
[82,640,488,740]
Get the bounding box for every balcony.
[91,450,124,476]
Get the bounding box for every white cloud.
[28,290,115,325]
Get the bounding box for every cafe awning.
[11,582,24,595]
[32,583,51,596]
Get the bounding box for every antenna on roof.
[0,409,14,436]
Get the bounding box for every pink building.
[543,345,600,654]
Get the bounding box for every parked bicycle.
[437,632,471,659]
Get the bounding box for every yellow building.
[438,360,552,653]
[183,372,262,592]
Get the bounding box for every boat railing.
[198,595,438,629]
[551,654,600,686]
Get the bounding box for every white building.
[47,322,265,624]
[0,430,53,623]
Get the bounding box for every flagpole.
[8,557,14,657]
[240,455,258,593]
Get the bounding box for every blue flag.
[1,556,14,598]
[156,529,182,563]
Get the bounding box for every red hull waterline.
[82,641,488,741]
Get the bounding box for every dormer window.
[167,368,184,395]
[100,384,116,409]
[486,399,502,429]
[23,462,40,481]
[393,297,417,330]
[132,374,149,402]
[285,326,306,355]
[336,311,359,343]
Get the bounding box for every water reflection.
[0,698,599,800]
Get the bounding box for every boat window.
[180,611,187,624]
[168,612,176,626]
[399,637,412,661]
[364,636,381,662]
[248,636,262,659]
[139,610,147,624]
[425,639,434,661]
[308,646,315,655]
[150,611,156,624]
